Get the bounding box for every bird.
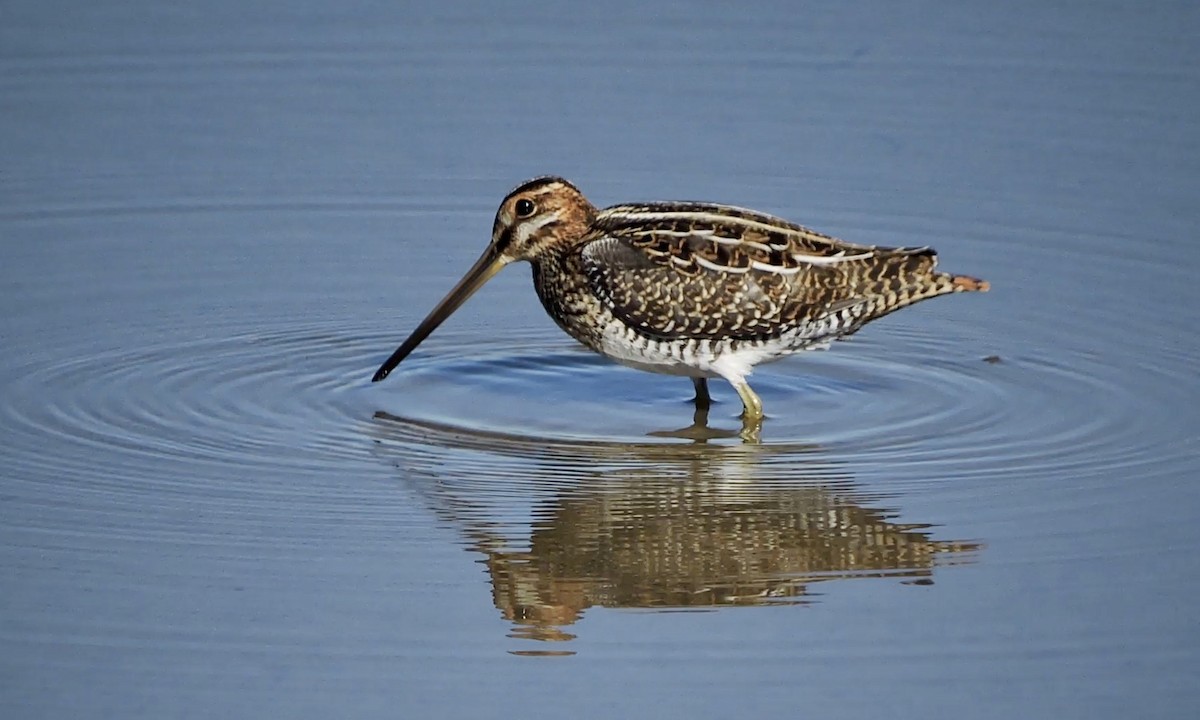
[371,176,988,430]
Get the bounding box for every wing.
[580,202,939,342]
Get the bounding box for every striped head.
[491,176,598,262]
[371,176,596,382]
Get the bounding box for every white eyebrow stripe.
[514,211,562,244]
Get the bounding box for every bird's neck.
[529,249,606,348]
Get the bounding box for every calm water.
[3,1,1198,717]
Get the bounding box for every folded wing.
[580,202,942,342]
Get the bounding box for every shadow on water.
[368,410,980,655]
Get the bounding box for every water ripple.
[1,264,1191,640]
[3,306,1187,502]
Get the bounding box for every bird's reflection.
[369,409,979,651]
[645,404,745,442]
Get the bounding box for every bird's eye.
[515,198,536,218]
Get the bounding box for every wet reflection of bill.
[371,410,980,653]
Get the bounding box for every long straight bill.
[371,248,508,382]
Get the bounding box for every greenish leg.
[691,377,712,410]
[732,380,763,421]
[738,421,762,444]
[734,380,764,443]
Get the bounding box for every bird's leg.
[738,419,762,444]
[731,380,763,421]
[691,377,712,410]
[733,380,764,444]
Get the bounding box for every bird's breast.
[530,254,837,377]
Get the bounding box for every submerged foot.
[648,404,741,442]
[738,412,763,443]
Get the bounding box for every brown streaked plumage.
[372,176,988,431]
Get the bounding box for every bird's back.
[576,202,987,347]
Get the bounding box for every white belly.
[595,318,814,383]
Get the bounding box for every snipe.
[372,177,988,430]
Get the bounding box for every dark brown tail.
[886,247,989,294]
[860,267,990,326]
